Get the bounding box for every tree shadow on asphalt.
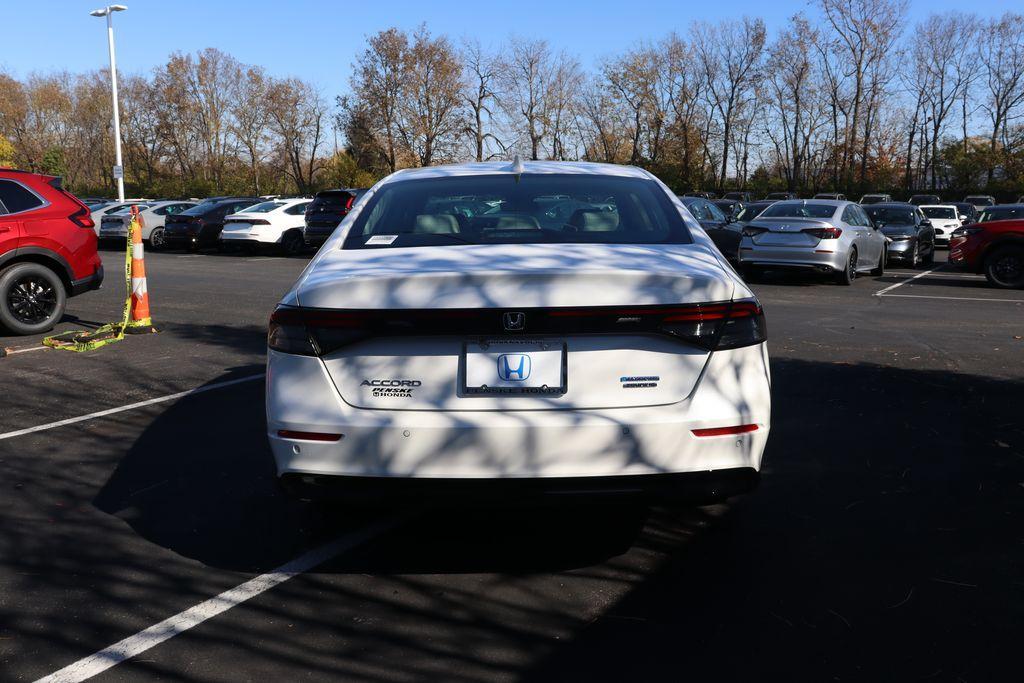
[6,355,1022,682]
[97,355,1024,681]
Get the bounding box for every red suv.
[949,217,1024,289]
[0,169,103,335]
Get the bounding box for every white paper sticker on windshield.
[366,234,398,245]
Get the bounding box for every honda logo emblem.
[497,354,531,381]
[502,311,526,331]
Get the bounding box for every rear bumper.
[266,344,772,482]
[303,231,330,248]
[70,263,104,296]
[280,467,760,504]
[739,244,846,272]
[221,233,279,245]
[163,231,198,248]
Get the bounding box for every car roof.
[378,160,652,187]
[774,198,848,207]
[866,202,915,208]
[919,204,958,209]
[231,197,308,211]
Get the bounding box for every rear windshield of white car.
[757,201,837,219]
[923,207,956,219]
[245,201,286,213]
[342,174,693,249]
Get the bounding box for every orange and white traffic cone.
[125,205,155,334]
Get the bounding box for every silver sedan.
[738,200,888,285]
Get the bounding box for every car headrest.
[468,214,541,231]
[568,209,619,232]
[413,214,460,234]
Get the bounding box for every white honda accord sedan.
[266,160,771,502]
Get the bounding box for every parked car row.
[2,162,1021,337]
[82,188,370,255]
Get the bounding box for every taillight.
[654,300,767,351]
[268,300,768,356]
[344,195,355,210]
[803,226,842,239]
[268,308,319,356]
[742,226,767,237]
[69,206,94,229]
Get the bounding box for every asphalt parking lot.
[2,248,1022,682]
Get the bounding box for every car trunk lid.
[297,243,737,411]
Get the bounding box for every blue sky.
[2,0,1019,95]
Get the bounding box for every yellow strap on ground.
[42,215,137,352]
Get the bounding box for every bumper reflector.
[691,424,759,437]
[277,430,344,442]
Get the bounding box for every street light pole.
[90,5,128,202]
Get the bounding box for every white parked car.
[920,204,964,246]
[220,198,312,255]
[97,200,197,248]
[266,160,771,503]
[88,199,150,236]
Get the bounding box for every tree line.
[2,0,1023,199]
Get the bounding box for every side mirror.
[873,220,885,229]
[920,219,932,228]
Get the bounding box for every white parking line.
[877,293,1024,303]
[874,267,938,296]
[33,517,402,683]
[0,374,264,442]
[885,271,986,280]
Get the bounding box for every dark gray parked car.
[864,202,936,268]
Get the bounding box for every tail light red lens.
[69,206,94,229]
[276,430,343,442]
[742,226,767,237]
[803,226,842,239]
[692,424,759,437]
[268,300,768,356]
[344,195,355,210]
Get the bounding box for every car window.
[246,201,286,213]
[285,202,310,215]
[684,200,707,221]
[704,201,727,222]
[0,180,45,214]
[854,205,872,227]
[343,174,693,250]
[980,206,1024,222]
[761,201,837,219]
[866,206,916,226]
[922,207,957,220]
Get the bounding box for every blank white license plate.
[463,340,566,396]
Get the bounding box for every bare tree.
[266,78,329,193]
[978,12,1024,182]
[461,39,502,161]
[347,28,409,173]
[819,0,906,189]
[911,12,979,189]
[498,37,556,160]
[694,17,766,190]
[397,27,465,166]
[763,15,825,190]
[231,66,270,194]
